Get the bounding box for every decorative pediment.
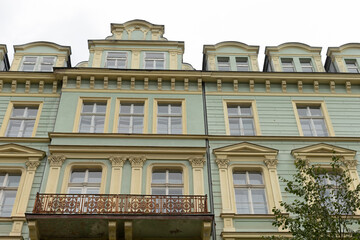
[0,144,45,159]
[213,142,278,157]
[291,143,356,158]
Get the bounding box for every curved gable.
[14,41,71,55]
[265,42,322,55]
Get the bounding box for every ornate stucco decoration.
[129,156,147,167]
[26,161,41,171]
[264,158,278,169]
[109,156,127,167]
[48,155,66,167]
[215,158,230,169]
[189,157,206,168]
[341,159,357,169]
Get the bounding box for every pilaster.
[109,156,127,194]
[129,156,146,194]
[45,155,66,193]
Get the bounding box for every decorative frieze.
[216,158,230,169]
[109,156,127,167]
[48,155,66,167]
[189,157,206,168]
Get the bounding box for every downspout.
[202,79,216,240]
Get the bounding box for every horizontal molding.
[0,137,50,143]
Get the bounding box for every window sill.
[220,213,289,219]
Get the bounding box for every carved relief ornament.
[129,156,147,167]
[216,158,230,169]
[264,158,278,168]
[189,157,206,168]
[48,155,66,167]
[341,159,357,169]
[109,156,127,167]
[26,161,41,171]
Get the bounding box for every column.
[131,50,141,69]
[109,156,127,194]
[189,157,206,195]
[215,157,232,213]
[45,155,66,193]
[129,156,146,194]
[264,157,282,209]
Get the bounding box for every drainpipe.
[202,79,216,240]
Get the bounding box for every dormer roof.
[265,42,322,56]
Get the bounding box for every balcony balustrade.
[33,193,208,215]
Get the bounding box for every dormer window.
[21,56,56,72]
[236,57,249,71]
[281,58,295,72]
[300,58,314,72]
[345,59,359,73]
[105,52,127,69]
[144,52,165,69]
[217,57,230,71]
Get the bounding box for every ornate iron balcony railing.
[33,193,208,214]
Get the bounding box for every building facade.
[0,20,359,240]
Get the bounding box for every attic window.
[217,57,230,71]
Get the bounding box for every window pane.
[251,189,267,214]
[12,108,26,117]
[229,118,241,135]
[82,103,95,113]
[313,119,328,136]
[242,118,255,135]
[79,116,92,133]
[106,59,116,68]
[94,116,105,133]
[248,172,263,185]
[0,174,5,186]
[24,57,37,63]
[233,172,246,185]
[152,171,166,184]
[68,187,82,194]
[239,106,252,116]
[133,117,144,133]
[309,107,322,116]
[118,116,131,133]
[86,187,100,194]
[158,104,169,114]
[27,108,38,117]
[95,104,106,113]
[297,107,308,116]
[120,104,132,114]
[168,188,183,195]
[88,171,102,183]
[7,175,20,187]
[146,53,164,59]
[157,117,168,134]
[108,52,127,58]
[22,120,35,137]
[1,190,17,217]
[300,119,312,136]
[145,60,153,69]
[170,117,182,134]
[133,104,144,114]
[155,60,164,69]
[152,187,166,195]
[170,104,182,114]
[6,120,21,137]
[40,64,53,72]
[70,171,85,183]
[169,171,182,184]
[227,106,238,116]
[218,65,230,71]
[235,188,250,214]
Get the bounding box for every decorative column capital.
[26,161,41,171]
[216,158,230,169]
[294,157,310,168]
[189,157,206,168]
[264,158,278,169]
[341,159,357,170]
[48,155,66,167]
[129,156,146,168]
[109,156,127,167]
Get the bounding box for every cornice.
[0,72,55,81]
[88,40,184,51]
[0,137,50,143]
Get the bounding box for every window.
[0,173,21,217]
[67,169,102,194]
[281,58,295,72]
[233,171,268,214]
[345,59,359,73]
[144,52,165,69]
[226,103,256,136]
[300,58,314,72]
[151,169,183,195]
[21,56,56,72]
[79,102,107,133]
[217,57,230,71]
[156,103,182,134]
[296,105,328,137]
[105,52,127,69]
[236,57,249,71]
[6,106,39,137]
[0,60,5,71]
[118,103,144,133]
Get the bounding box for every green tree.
[269,156,360,240]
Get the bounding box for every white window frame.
[297,105,329,137]
[143,52,166,69]
[156,103,183,134]
[20,56,56,72]
[79,102,107,133]
[236,57,249,71]
[345,59,359,73]
[105,51,128,69]
[5,106,39,137]
[118,102,145,133]
[233,171,268,214]
[300,58,314,72]
[151,169,183,195]
[67,169,102,194]
[281,58,295,72]
[217,57,231,71]
[0,173,21,217]
[226,104,256,136]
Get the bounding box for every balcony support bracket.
[125,221,133,240]
[108,220,117,240]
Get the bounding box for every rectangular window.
[0,60,5,71]
[118,103,144,133]
[79,102,107,133]
[233,171,268,214]
[236,57,249,71]
[281,58,295,72]
[297,105,328,136]
[227,104,256,136]
[157,103,182,134]
[345,59,359,73]
[217,57,230,71]
[144,52,165,69]
[6,106,39,137]
[21,56,56,72]
[0,173,21,217]
[151,169,183,195]
[300,58,314,72]
[68,169,102,194]
[105,52,127,69]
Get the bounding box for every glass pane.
[12,107,26,117]
[0,174,5,186]
[157,117,168,134]
[313,119,328,136]
[251,189,267,214]
[95,104,106,113]
[155,60,164,69]
[168,188,183,195]
[146,53,164,59]
[218,65,230,71]
[132,117,144,133]
[158,104,169,114]
[170,104,182,114]
[82,103,95,113]
[79,116,92,133]
[42,57,55,64]
[235,188,250,214]
[22,64,35,71]
[236,57,248,63]
[227,106,239,116]
[86,187,100,194]
[145,60,153,69]
[70,171,85,183]
[242,118,255,135]
[152,171,166,184]
[88,171,102,183]
[169,171,182,184]
[300,119,313,136]
[217,57,229,63]
[239,106,252,116]
[116,59,126,68]
[151,187,166,195]
[1,191,16,217]
[68,187,82,194]
[170,117,182,134]
[7,175,20,187]
[233,172,246,185]
[348,68,359,73]
[229,118,241,135]
[6,120,21,137]
[297,107,308,116]
[24,57,37,63]
[40,64,53,72]
[302,67,313,72]
[120,104,132,114]
[248,172,263,185]
[108,52,126,58]
[283,67,295,72]
[94,116,105,133]
[27,108,38,117]
[106,59,116,68]
[118,116,131,133]
[133,104,144,114]
[237,66,249,71]
[309,107,322,116]
[22,120,35,137]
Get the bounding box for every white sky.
[1,0,359,70]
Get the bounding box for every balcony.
[26,193,213,240]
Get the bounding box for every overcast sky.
[1,0,359,70]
